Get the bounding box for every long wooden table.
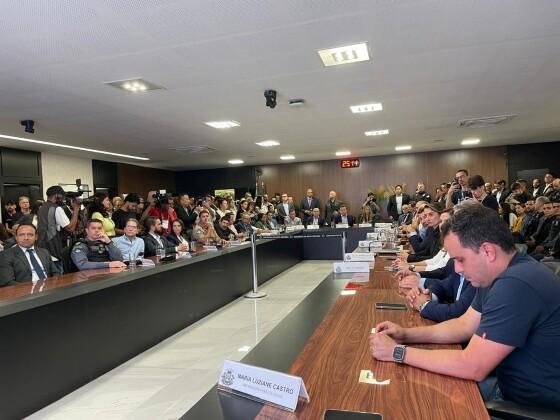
[184,257,488,419]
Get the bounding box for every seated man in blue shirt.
[113,218,145,262]
[370,204,560,410]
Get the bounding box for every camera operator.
[146,191,177,234]
[61,193,87,246]
[36,186,80,271]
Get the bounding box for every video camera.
[152,190,172,207]
[65,179,92,206]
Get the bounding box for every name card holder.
[366,233,379,240]
[306,224,320,230]
[218,360,309,412]
[203,245,219,251]
[359,240,383,249]
[285,225,304,232]
[376,223,393,228]
[344,252,375,262]
[358,223,373,228]
[333,262,370,273]
[335,223,349,228]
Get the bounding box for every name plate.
[285,225,304,232]
[306,224,320,230]
[359,240,383,249]
[376,223,393,228]
[335,223,349,228]
[366,232,379,240]
[203,245,219,251]
[260,230,279,236]
[358,223,373,228]
[229,240,243,246]
[344,252,375,262]
[333,262,370,273]
[218,360,309,412]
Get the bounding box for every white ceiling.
[1,0,560,170]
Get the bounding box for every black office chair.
[486,401,559,420]
[61,246,79,274]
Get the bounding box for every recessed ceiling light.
[256,140,280,147]
[205,121,240,129]
[280,155,295,160]
[365,129,390,136]
[350,103,383,113]
[237,345,251,352]
[105,78,164,93]
[228,159,244,165]
[0,133,149,161]
[395,145,412,151]
[461,138,481,145]
[317,42,370,67]
[336,151,351,156]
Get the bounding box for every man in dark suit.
[299,188,320,221]
[493,179,510,206]
[397,204,413,225]
[175,193,201,230]
[305,208,325,227]
[387,185,411,221]
[333,205,356,227]
[541,173,555,197]
[405,273,475,323]
[275,193,294,224]
[0,223,60,287]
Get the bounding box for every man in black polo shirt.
[112,193,140,236]
[370,204,560,410]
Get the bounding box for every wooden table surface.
[0,247,209,304]
[257,257,488,420]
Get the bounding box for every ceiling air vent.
[458,114,517,128]
[170,145,217,154]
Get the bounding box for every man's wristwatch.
[409,264,415,271]
[393,344,406,363]
[418,301,430,312]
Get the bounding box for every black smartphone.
[375,302,407,310]
[324,410,382,420]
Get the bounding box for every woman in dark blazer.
[165,219,190,249]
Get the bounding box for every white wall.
[41,152,94,198]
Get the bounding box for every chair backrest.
[61,246,78,274]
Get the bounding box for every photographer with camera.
[146,191,177,234]
[36,186,81,271]
[446,169,472,208]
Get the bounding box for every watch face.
[393,345,405,362]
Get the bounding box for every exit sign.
[340,158,360,168]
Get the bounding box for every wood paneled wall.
[261,146,507,217]
[117,163,176,199]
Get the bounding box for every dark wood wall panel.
[506,141,560,182]
[261,146,507,217]
[117,163,176,199]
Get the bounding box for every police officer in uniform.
[71,219,126,271]
[412,182,432,203]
